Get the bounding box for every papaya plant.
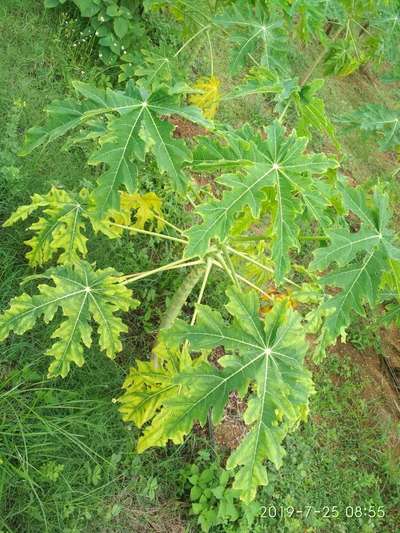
[2,0,400,505]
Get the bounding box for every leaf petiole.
[109,222,188,244]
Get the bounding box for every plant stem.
[191,259,213,325]
[151,212,185,235]
[186,194,197,208]
[227,246,302,289]
[152,265,205,366]
[216,251,238,288]
[109,223,188,244]
[174,24,211,58]
[206,30,214,77]
[299,235,329,241]
[231,234,267,242]
[278,101,291,124]
[211,259,272,299]
[120,257,203,285]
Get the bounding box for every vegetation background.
[0,0,399,531]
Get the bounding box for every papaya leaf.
[227,73,339,148]
[190,77,221,120]
[0,262,138,378]
[19,99,86,156]
[373,2,400,64]
[290,0,328,43]
[105,191,165,235]
[324,39,365,77]
[223,68,295,105]
[134,45,182,91]
[21,81,211,216]
[190,125,264,172]
[342,104,400,152]
[135,288,314,503]
[82,82,209,214]
[294,79,340,149]
[185,121,337,282]
[215,0,289,75]
[320,250,384,341]
[311,185,400,343]
[380,259,400,329]
[119,343,206,428]
[3,188,100,266]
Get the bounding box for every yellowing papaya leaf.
[3,188,93,266]
[105,191,164,236]
[0,262,138,378]
[190,77,221,120]
[112,192,164,229]
[131,288,314,503]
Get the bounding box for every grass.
[0,2,399,532]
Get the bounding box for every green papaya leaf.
[311,185,400,343]
[215,0,289,75]
[21,81,211,216]
[185,121,337,282]
[342,104,400,152]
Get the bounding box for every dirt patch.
[167,115,208,139]
[332,340,400,419]
[99,493,186,533]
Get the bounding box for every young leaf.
[0,262,137,378]
[135,288,314,503]
[190,77,221,120]
[118,192,164,230]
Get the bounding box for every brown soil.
[332,339,400,420]
[167,115,208,139]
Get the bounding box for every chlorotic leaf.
[0,262,138,378]
[3,188,94,266]
[189,77,221,120]
[133,288,314,503]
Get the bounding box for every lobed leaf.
[0,262,138,378]
[133,288,314,502]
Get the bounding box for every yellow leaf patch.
[190,76,221,119]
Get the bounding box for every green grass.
[0,2,399,532]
